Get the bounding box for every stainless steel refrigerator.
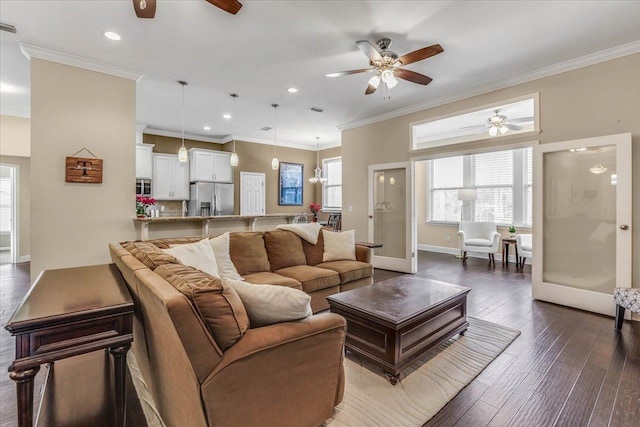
[188,183,234,216]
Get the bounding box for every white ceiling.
[1,1,639,150]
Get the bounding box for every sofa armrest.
[458,230,466,250]
[201,313,346,427]
[355,245,372,263]
[491,231,501,250]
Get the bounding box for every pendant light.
[229,93,239,167]
[589,148,608,174]
[177,80,188,162]
[309,137,327,184]
[271,103,279,170]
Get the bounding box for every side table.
[502,237,518,266]
[5,264,133,427]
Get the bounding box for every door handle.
[620,224,629,230]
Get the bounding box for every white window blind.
[322,157,342,211]
[428,147,532,226]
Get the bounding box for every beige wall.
[342,53,640,287]
[0,115,30,157]
[30,59,136,280]
[0,155,30,259]
[142,133,223,154]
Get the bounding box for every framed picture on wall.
[279,162,304,206]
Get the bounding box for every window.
[0,177,12,233]
[322,157,342,211]
[428,147,533,226]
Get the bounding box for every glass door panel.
[369,163,416,273]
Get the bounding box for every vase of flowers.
[309,203,321,222]
[136,195,156,218]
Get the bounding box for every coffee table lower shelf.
[327,277,470,385]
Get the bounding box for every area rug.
[326,317,520,427]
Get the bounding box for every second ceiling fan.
[133,0,242,18]
[326,38,444,95]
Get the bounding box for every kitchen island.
[133,213,306,241]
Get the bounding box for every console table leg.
[110,345,131,427]
[386,372,400,385]
[10,367,40,427]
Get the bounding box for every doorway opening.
[0,164,18,264]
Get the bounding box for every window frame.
[322,156,342,212]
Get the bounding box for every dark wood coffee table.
[327,276,471,384]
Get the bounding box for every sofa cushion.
[322,230,356,262]
[242,272,302,290]
[155,264,249,351]
[264,230,307,271]
[121,241,180,270]
[223,278,312,328]
[163,238,220,278]
[229,232,270,275]
[275,265,340,293]
[210,233,243,280]
[302,230,324,266]
[315,260,373,284]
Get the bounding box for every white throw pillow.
[162,239,220,278]
[322,229,356,262]
[209,233,243,280]
[223,278,312,328]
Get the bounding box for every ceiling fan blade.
[509,117,534,123]
[506,124,523,131]
[397,44,444,66]
[132,0,156,18]
[475,128,489,135]
[356,40,383,62]
[326,68,372,77]
[460,124,488,130]
[394,68,433,85]
[365,84,378,95]
[205,0,243,14]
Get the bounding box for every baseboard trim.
[16,255,30,263]
[418,244,531,265]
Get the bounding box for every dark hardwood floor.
[1,254,638,426]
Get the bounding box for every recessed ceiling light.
[223,113,231,120]
[203,126,211,131]
[103,31,121,41]
[288,87,298,93]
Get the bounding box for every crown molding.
[144,127,225,144]
[20,43,144,81]
[338,40,640,131]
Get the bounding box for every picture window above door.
[412,94,539,151]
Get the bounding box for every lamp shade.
[457,188,478,201]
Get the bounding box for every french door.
[533,133,632,317]
[368,162,416,273]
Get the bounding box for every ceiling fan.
[460,109,534,137]
[133,0,242,18]
[326,38,443,95]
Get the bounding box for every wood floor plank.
[554,365,607,426]
[424,381,491,427]
[485,371,544,427]
[453,400,499,427]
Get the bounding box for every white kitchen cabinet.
[135,143,154,179]
[189,149,233,183]
[152,154,189,200]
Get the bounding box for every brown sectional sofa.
[110,229,373,427]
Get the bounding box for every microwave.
[136,180,152,197]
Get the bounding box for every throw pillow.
[209,232,243,280]
[156,264,249,351]
[322,229,356,262]
[162,238,220,278]
[223,278,312,328]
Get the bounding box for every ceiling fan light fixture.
[368,75,381,88]
[489,126,498,137]
[589,163,608,174]
[499,125,509,135]
[386,74,398,89]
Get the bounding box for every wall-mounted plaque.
[65,156,103,183]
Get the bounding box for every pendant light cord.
[272,104,278,157]
[180,81,186,148]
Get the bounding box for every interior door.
[533,133,632,317]
[240,172,265,216]
[368,162,416,273]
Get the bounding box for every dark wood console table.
[5,264,133,427]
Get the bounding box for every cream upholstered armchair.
[458,221,501,266]
[516,234,532,269]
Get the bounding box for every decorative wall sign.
[279,162,303,206]
[65,148,103,183]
